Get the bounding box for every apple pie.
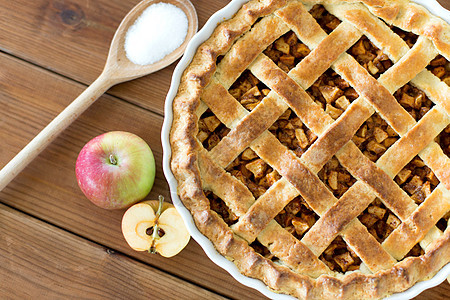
[169,0,450,298]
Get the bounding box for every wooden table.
[0,0,448,299]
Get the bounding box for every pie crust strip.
[382,184,450,260]
[216,15,290,89]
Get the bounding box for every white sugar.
[125,3,188,65]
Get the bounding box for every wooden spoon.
[0,0,198,191]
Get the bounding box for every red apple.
[75,131,155,209]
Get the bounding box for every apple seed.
[145,227,165,237]
[149,195,165,254]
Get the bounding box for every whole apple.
[75,131,155,209]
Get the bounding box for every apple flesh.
[121,196,190,257]
[75,131,155,209]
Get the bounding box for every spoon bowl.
[106,0,198,82]
[0,0,198,191]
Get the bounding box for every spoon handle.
[0,72,113,191]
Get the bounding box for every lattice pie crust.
[170,0,450,299]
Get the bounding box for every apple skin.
[75,131,155,209]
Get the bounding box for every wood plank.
[0,203,225,299]
[0,0,228,116]
[0,52,263,299]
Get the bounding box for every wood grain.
[0,203,225,299]
[0,0,449,299]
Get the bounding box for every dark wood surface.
[0,0,448,299]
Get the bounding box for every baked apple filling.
[436,125,450,158]
[228,70,270,111]
[427,54,450,85]
[264,31,311,72]
[250,240,275,261]
[352,113,399,162]
[392,26,418,48]
[393,156,439,255]
[359,198,401,243]
[436,129,450,231]
[395,156,439,204]
[197,109,230,151]
[307,69,360,120]
[318,156,356,198]
[394,84,435,121]
[320,236,362,272]
[275,197,319,240]
[226,148,281,198]
[437,210,449,232]
[310,4,341,34]
[205,191,238,226]
[347,36,394,79]
[406,243,425,257]
[269,108,317,157]
[249,197,320,261]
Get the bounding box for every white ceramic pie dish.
[161,0,450,299]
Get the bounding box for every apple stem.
[109,154,118,165]
[149,195,165,254]
[156,195,164,216]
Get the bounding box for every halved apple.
[121,196,190,257]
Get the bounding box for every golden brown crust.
[170,0,450,299]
